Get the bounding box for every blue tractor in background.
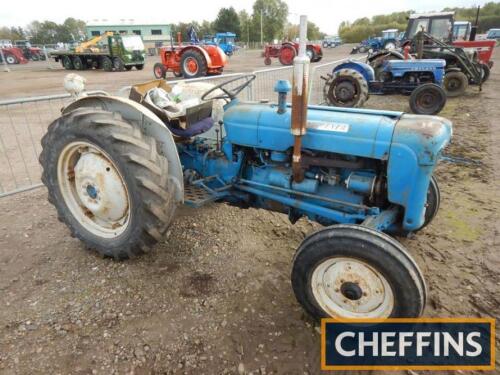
[323,59,447,115]
[203,32,237,56]
[351,29,399,54]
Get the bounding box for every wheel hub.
[74,152,129,223]
[185,58,198,74]
[57,141,131,238]
[335,81,356,101]
[311,257,394,318]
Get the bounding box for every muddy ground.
[0,47,499,374]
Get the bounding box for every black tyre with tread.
[180,50,207,78]
[409,83,447,115]
[480,63,490,83]
[291,224,427,320]
[113,57,125,71]
[135,64,144,70]
[39,108,177,259]
[63,56,73,70]
[125,66,133,71]
[323,68,369,108]
[422,176,440,230]
[306,46,316,61]
[72,56,85,70]
[443,71,468,97]
[101,56,113,71]
[153,63,166,79]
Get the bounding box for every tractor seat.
[129,79,214,138]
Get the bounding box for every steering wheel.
[201,74,256,101]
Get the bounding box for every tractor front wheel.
[135,64,144,70]
[323,68,369,108]
[5,54,18,64]
[180,50,208,78]
[153,63,166,79]
[292,224,426,320]
[125,66,133,71]
[278,45,296,65]
[443,71,468,97]
[409,83,447,115]
[39,108,177,259]
[264,57,272,65]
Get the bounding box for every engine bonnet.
[223,102,452,164]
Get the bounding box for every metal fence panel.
[0,57,356,198]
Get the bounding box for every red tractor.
[14,40,46,61]
[0,40,28,64]
[263,42,323,66]
[153,32,227,79]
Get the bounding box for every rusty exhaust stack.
[291,15,310,183]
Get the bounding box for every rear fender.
[333,61,375,82]
[62,95,184,203]
[368,50,405,63]
[181,45,213,67]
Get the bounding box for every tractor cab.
[405,12,454,43]
[453,21,471,41]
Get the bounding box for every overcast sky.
[0,0,493,35]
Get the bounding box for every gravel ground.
[0,47,499,374]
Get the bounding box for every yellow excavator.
[74,31,114,53]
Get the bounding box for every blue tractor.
[351,29,399,54]
[39,71,452,321]
[323,59,448,115]
[203,32,237,56]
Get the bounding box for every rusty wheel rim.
[311,257,394,318]
[57,141,131,238]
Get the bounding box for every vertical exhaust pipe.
[291,15,310,183]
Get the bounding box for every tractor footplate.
[184,176,231,208]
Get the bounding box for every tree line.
[338,2,500,43]
[0,0,325,45]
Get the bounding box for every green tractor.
[51,33,146,71]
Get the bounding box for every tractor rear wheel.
[279,44,296,65]
[292,224,426,320]
[153,63,166,79]
[63,56,73,70]
[39,108,177,259]
[443,71,468,97]
[101,56,113,72]
[480,63,490,83]
[306,46,316,61]
[323,68,369,108]
[180,50,207,78]
[409,83,447,115]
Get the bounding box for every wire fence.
[0,56,356,198]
